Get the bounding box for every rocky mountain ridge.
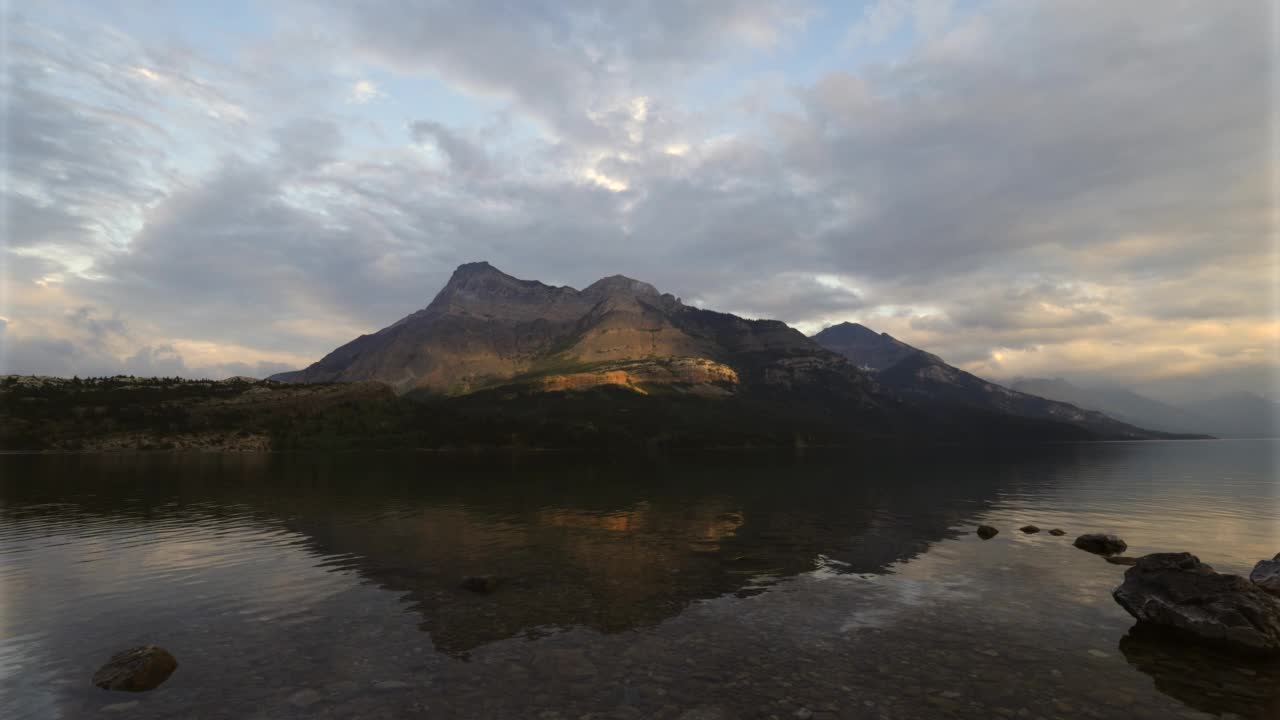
[810,322,1175,440]
[281,262,878,409]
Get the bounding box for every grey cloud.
[690,273,864,322]
[298,0,810,143]
[778,1,1270,282]
[65,306,128,349]
[3,0,1274,396]
[409,121,490,176]
[272,119,344,172]
[120,344,189,377]
[0,332,295,379]
[3,58,166,256]
[80,155,423,355]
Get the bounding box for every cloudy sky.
[1,0,1275,402]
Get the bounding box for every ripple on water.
[0,440,1275,719]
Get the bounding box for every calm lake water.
[1,440,1277,719]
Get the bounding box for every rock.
[461,575,500,593]
[1048,528,1066,536]
[288,688,322,708]
[794,709,813,720]
[373,680,411,690]
[1112,553,1280,656]
[92,645,178,692]
[1105,556,1139,566]
[535,648,597,680]
[1120,624,1280,718]
[1019,525,1040,534]
[1249,554,1280,597]
[1074,533,1128,555]
[976,525,999,540]
[677,706,734,720]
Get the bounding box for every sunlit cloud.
[347,79,385,104]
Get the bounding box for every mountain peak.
[583,274,660,300]
[424,262,591,323]
[434,261,518,296]
[811,321,923,371]
[445,260,507,282]
[815,322,881,340]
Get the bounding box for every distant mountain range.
[266,263,1186,444]
[809,323,1158,439]
[807,322,1275,439]
[1007,378,1278,438]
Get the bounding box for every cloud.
[1,0,1274,400]
[347,79,384,104]
[297,0,811,144]
[409,120,490,176]
[846,0,954,49]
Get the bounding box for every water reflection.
[1119,626,1280,718]
[0,442,1275,719]
[2,450,1019,655]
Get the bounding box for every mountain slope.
[811,322,938,371]
[274,266,1176,444]
[1007,378,1206,435]
[1194,391,1280,438]
[1008,380,1277,438]
[812,323,1170,439]
[286,263,881,411]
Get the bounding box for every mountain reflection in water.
[280,452,1014,655]
[1,441,1276,719]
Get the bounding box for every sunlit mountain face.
[2,2,1273,407]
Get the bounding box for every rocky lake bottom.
[1,440,1277,719]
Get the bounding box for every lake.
[1,440,1277,719]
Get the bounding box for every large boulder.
[1112,553,1280,656]
[1250,554,1280,597]
[93,645,178,691]
[1074,533,1127,555]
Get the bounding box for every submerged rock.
[461,575,500,593]
[1112,553,1280,656]
[1250,554,1280,597]
[1019,525,1040,534]
[1119,624,1280,718]
[976,525,999,540]
[1074,533,1128,555]
[287,688,321,708]
[677,706,735,720]
[1048,528,1066,536]
[92,645,178,691]
[1105,556,1139,566]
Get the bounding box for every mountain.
[260,264,1184,445]
[283,262,882,411]
[1009,380,1278,438]
[810,322,937,371]
[1194,391,1280,438]
[811,323,1168,439]
[1008,378,1204,435]
[3,267,1184,451]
